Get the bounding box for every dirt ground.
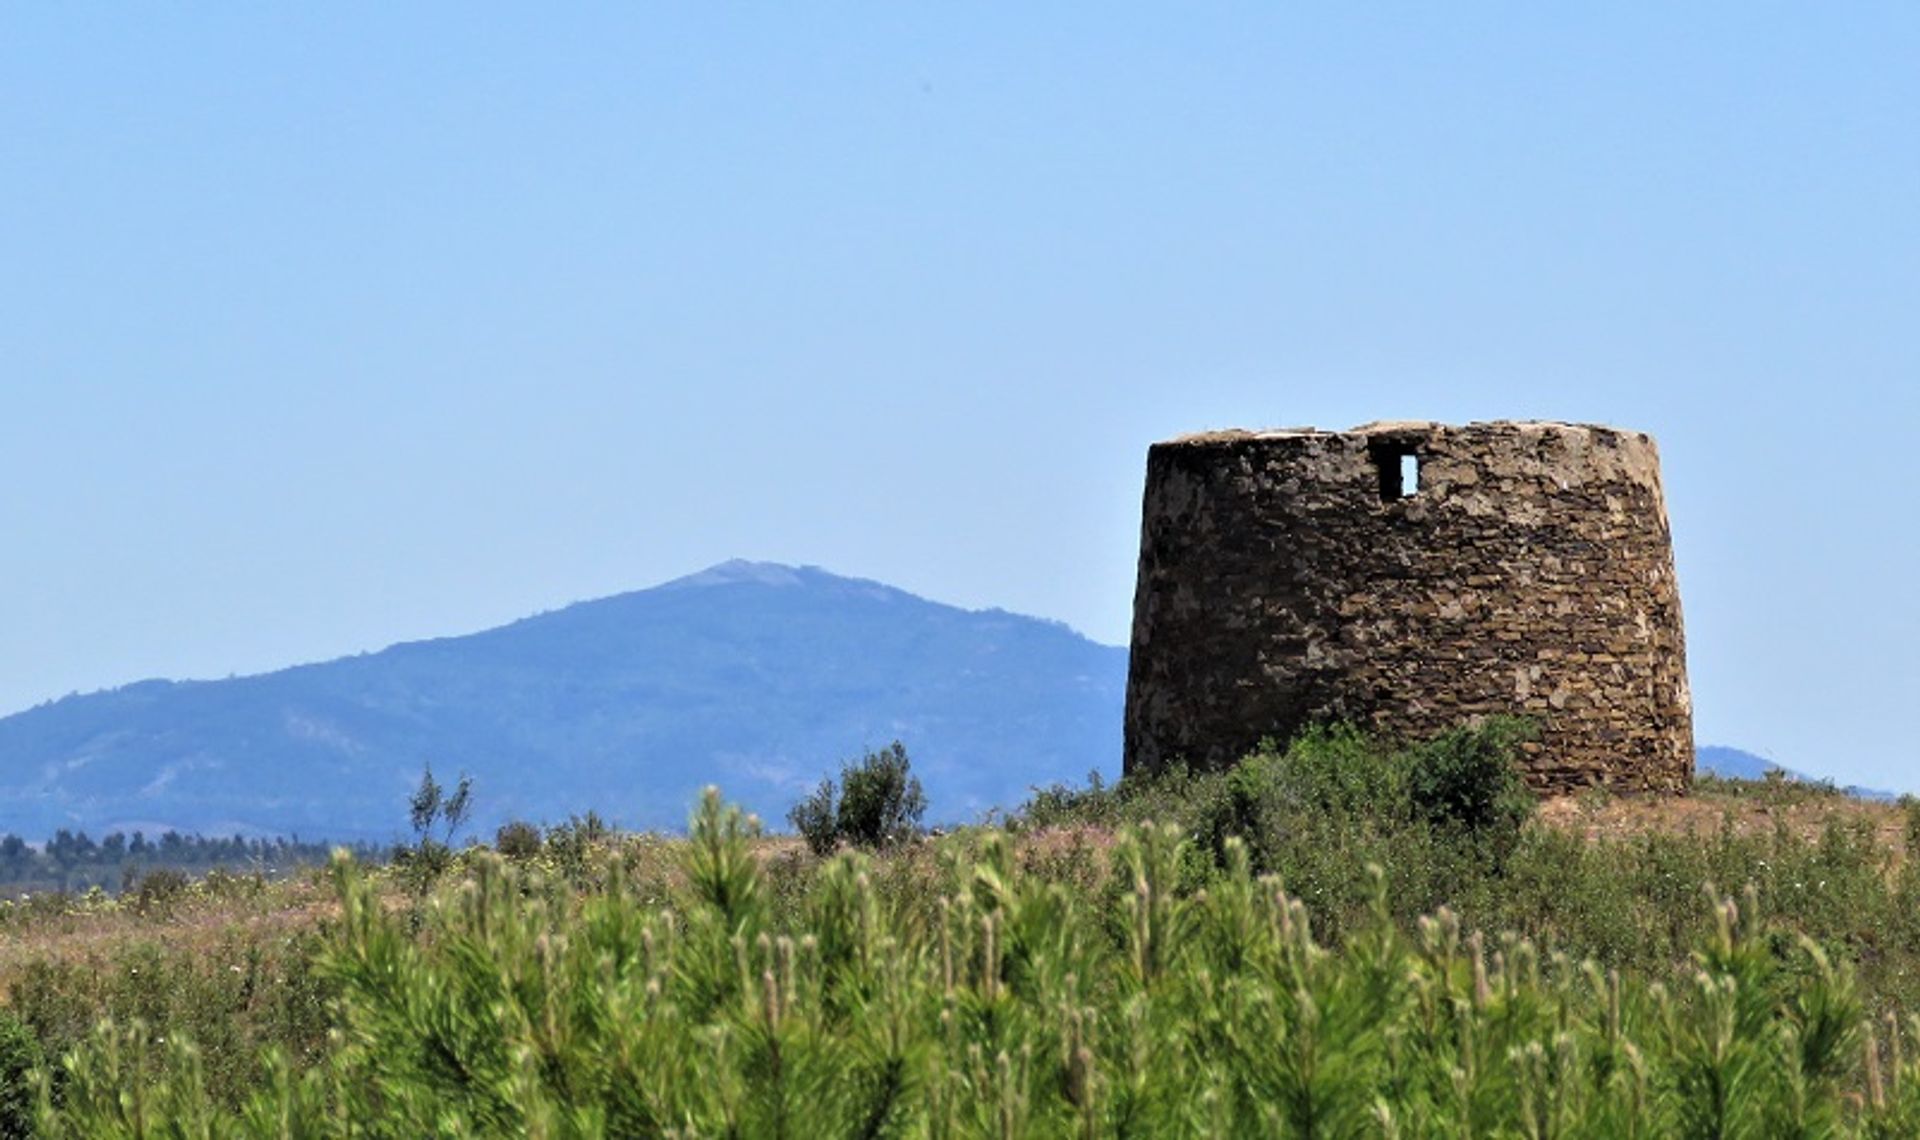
[1536,784,1909,860]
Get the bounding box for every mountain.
[0,562,1128,840]
[1696,745,1798,782]
[1696,745,1896,801]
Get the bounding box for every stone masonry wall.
[1123,421,1692,792]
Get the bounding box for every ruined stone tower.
[1123,421,1692,792]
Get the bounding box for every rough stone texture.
[1123,420,1692,792]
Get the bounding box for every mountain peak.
[663,560,815,590]
[658,560,914,606]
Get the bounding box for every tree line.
[0,829,373,895]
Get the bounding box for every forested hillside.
[0,562,1125,840]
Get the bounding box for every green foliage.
[1106,719,1542,916]
[1403,717,1537,856]
[32,798,1920,1137]
[1017,767,1119,829]
[1698,768,1845,806]
[11,925,335,1119]
[123,866,191,916]
[408,763,473,849]
[539,810,616,886]
[790,740,927,855]
[0,1011,40,1140]
[493,820,543,861]
[400,764,474,888]
[16,724,1920,1135]
[838,741,927,848]
[1010,722,1920,1010]
[1019,760,1231,837]
[788,778,838,856]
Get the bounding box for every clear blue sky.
[4,7,1916,788]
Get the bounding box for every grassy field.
[7,725,1920,1135]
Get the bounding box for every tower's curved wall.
[1123,421,1692,792]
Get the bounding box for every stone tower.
[1123,421,1692,792]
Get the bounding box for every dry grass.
[0,876,336,997]
[1538,782,1908,860]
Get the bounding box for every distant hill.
[1696,745,1799,782]
[1696,745,1896,801]
[0,562,1127,840]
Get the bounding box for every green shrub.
[1017,768,1121,830]
[1185,727,1402,859]
[542,812,614,885]
[789,740,926,855]
[1403,716,1537,852]
[400,764,473,891]
[0,1011,40,1140]
[493,820,542,860]
[551,809,611,845]
[1699,769,1845,806]
[125,867,190,916]
[1264,723,1407,819]
[788,779,838,856]
[199,867,266,901]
